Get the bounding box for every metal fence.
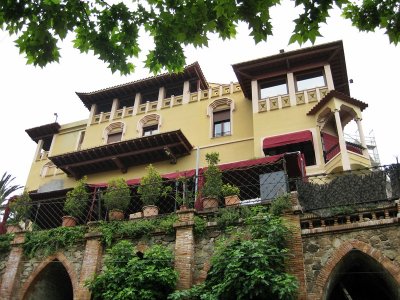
[3,162,400,233]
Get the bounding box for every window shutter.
[213,110,230,122]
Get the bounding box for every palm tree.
[0,172,22,205]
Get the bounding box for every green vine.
[95,214,178,248]
[23,226,86,258]
[170,210,298,300]
[0,234,14,253]
[87,240,178,300]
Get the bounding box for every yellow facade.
[25,41,372,192]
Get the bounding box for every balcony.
[2,157,399,235]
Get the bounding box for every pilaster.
[0,233,25,300]
[174,209,195,289]
[77,232,103,300]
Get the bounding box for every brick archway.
[19,252,79,300]
[309,240,400,300]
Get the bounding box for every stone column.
[133,93,141,115]
[174,209,195,289]
[251,80,259,113]
[355,118,369,157]
[87,104,97,126]
[110,98,119,121]
[77,232,103,300]
[157,87,165,110]
[324,64,334,90]
[182,81,190,104]
[287,72,296,106]
[334,109,351,170]
[0,233,25,300]
[33,139,44,161]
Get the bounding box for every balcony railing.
[324,141,364,162]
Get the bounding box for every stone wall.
[303,223,400,294]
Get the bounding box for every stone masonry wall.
[303,224,400,294]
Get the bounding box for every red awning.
[263,130,313,150]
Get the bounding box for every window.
[104,122,125,144]
[213,110,231,137]
[138,114,161,137]
[295,69,325,91]
[107,132,122,143]
[259,76,288,99]
[143,124,159,136]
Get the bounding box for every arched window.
[104,122,125,144]
[208,98,235,138]
[41,162,56,177]
[137,114,161,137]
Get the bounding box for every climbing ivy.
[23,226,86,258]
[0,233,14,253]
[95,214,178,248]
[169,211,298,300]
[87,240,178,300]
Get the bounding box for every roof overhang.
[307,90,368,116]
[25,122,61,144]
[232,40,349,99]
[49,130,193,179]
[76,62,209,110]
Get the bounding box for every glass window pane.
[259,76,288,98]
[296,69,325,91]
[224,121,231,135]
[214,123,222,137]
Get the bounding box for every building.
[2,40,400,300]
[25,40,370,198]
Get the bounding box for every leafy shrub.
[102,178,131,211]
[87,240,178,300]
[8,191,31,224]
[0,234,14,253]
[269,194,292,216]
[221,183,240,197]
[64,176,89,218]
[202,152,223,198]
[138,164,171,206]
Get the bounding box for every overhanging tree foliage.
[1,0,398,74]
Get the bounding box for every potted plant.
[103,178,131,220]
[201,152,223,209]
[62,177,89,227]
[175,176,192,210]
[138,164,171,217]
[7,191,31,233]
[222,183,241,207]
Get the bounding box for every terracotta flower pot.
[108,209,124,221]
[142,205,159,217]
[202,197,219,209]
[62,216,77,227]
[6,224,22,233]
[224,195,241,207]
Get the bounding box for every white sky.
[0,3,399,188]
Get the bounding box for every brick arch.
[19,252,79,300]
[103,121,125,140]
[310,240,400,299]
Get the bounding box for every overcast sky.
[1,3,399,189]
